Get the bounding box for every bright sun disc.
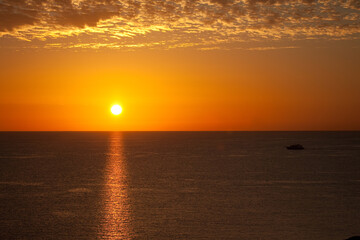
[111,105,122,115]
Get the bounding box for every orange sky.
[0,0,360,131]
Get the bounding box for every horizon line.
[1,130,360,132]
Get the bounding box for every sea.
[0,132,359,240]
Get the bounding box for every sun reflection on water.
[100,132,131,239]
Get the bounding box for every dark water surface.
[0,132,359,239]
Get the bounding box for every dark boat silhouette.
[286,144,304,150]
[345,237,360,240]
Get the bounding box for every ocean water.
[0,132,359,240]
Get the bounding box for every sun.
[111,104,122,115]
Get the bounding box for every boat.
[286,144,304,150]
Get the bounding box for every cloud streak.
[0,0,359,49]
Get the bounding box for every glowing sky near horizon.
[0,0,359,131]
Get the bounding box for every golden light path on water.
[100,132,131,239]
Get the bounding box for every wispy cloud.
[0,0,359,49]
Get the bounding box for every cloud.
[0,0,359,49]
[0,1,39,31]
[210,0,235,6]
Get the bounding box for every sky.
[0,0,359,131]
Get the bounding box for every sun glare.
[111,105,122,115]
